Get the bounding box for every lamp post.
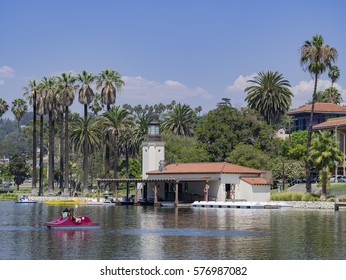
[334,160,339,182]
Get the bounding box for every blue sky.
[1,0,346,119]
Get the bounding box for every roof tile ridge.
[220,162,228,172]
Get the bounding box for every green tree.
[76,70,96,194]
[96,68,125,180]
[287,130,308,161]
[309,131,343,200]
[23,80,39,194]
[161,103,196,136]
[225,143,272,170]
[101,106,133,180]
[0,98,9,118]
[9,153,29,190]
[70,115,102,194]
[196,106,277,162]
[163,134,210,164]
[245,71,292,124]
[300,34,338,193]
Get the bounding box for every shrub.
[270,192,321,201]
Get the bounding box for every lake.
[0,201,345,260]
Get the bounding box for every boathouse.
[97,122,271,205]
[144,162,271,204]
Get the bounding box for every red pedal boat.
[45,216,100,229]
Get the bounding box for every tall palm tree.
[76,70,96,194]
[300,34,338,193]
[23,80,39,194]
[96,69,124,180]
[244,71,292,124]
[57,72,77,194]
[40,76,57,194]
[310,130,343,200]
[161,103,196,136]
[101,106,133,181]
[36,89,46,196]
[70,115,102,194]
[328,65,340,88]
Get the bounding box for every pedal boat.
[44,216,99,229]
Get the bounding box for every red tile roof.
[313,117,346,130]
[147,162,262,175]
[288,103,346,114]
[241,177,269,185]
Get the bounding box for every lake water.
[1,201,346,260]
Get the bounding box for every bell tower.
[142,122,165,179]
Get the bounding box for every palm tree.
[89,92,104,116]
[300,34,338,193]
[11,98,27,131]
[96,68,124,111]
[244,71,293,124]
[323,87,342,104]
[70,115,102,194]
[309,130,343,200]
[101,106,133,181]
[96,68,124,180]
[23,80,39,194]
[161,103,196,136]
[328,65,340,88]
[0,98,9,117]
[76,70,96,194]
[40,76,57,194]
[57,72,77,194]
[217,98,232,108]
[36,89,46,196]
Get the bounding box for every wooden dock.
[334,202,346,211]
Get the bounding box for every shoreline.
[11,195,338,210]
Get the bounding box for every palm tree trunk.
[48,111,54,194]
[305,73,318,193]
[125,145,129,201]
[59,111,64,194]
[32,95,37,195]
[103,104,111,190]
[39,115,44,196]
[64,107,69,195]
[321,171,327,200]
[83,104,89,195]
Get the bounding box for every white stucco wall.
[142,141,165,180]
[237,180,270,202]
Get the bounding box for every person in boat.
[68,208,81,223]
[61,208,69,218]
[20,195,29,202]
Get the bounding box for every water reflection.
[1,201,346,259]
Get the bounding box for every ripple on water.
[120,228,265,237]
